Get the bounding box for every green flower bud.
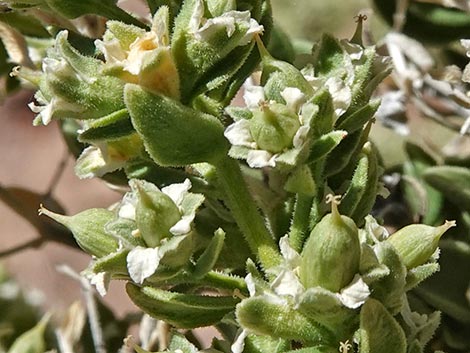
[300,195,361,292]
[133,180,181,248]
[385,221,456,269]
[39,207,118,258]
[249,102,300,153]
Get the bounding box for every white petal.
[197,15,236,39]
[340,40,364,61]
[238,18,264,46]
[74,146,124,179]
[127,247,161,284]
[245,273,256,297]
[124,32,159,75]
[118,192,137,220]
[337,275,370,309]
[365,215,390,241]
[94,38,126,65]
[188,0,204,34]
[224,119,256,148]
[279,236,301,267]
[243,85,265,109]
[169,214,194,235]
[293,125,310,149]
[461,39,470,56]
[246,150,276,168]
[325,77,351,119]
[281,87,306,112]
[90,272,110,297]
[151,6,170,46]
[231,329,248,353]
[271,269,304,299]
[162,179,191,207]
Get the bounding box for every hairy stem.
[215,157,281,270]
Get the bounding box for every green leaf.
[168,332,198,353]
[307,130,347,164]
[45,0,146,27]
[193,228,225,278]
[125,84,228,166]
[312,33,346,78]
[336,99,381,133]
[92,250,129,277]
[298,287,356,338]
[405,263,439,291]
[78,109,134,143]
[370,242,406,315]
[243,334,290,353]
[415,240,470,323]
[359,299,407,353]
[126,283,239,328]
[423,166,470,211]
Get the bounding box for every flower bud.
[249,102,300,153]
[385,220,456,269]
[300,195,361,292]
[132,180,181,248]
[39,207,118,258]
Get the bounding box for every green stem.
[288,194,313,253]
[215,157,281,270]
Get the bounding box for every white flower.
[231,329,248,353]
[127,247,161,284]
[89,272,110,297]
[161,178,191,208]
[243,85,266,109]
[126,178,203,238]
[189,0,263,45]
[225,86,313,169]
[325,77,352,119]
[74,145,126,179]
[225,119,257,148]
[118,192,138,220]
[336,275,370,309]
[246,150,277,168]
[162,179,202,236]
[364,215,390,242]
[269,236,304,302]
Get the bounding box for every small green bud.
[39,207,118,258]
[300,195,361,292]
[133,180,181,248]
[386,221,456,269]
[249,102,300,153]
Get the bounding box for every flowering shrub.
[1,0,470,352]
